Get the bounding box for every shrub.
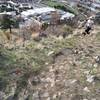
[95,18,100,25]
[0,77,8,91]
[62,25,73,35]
[53,25,74,38]
[41,22,48,31]
[54,5,66,11]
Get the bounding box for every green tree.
[0,14,15,33]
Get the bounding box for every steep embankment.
[0,26,100,100]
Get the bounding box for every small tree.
[0,14,15,33]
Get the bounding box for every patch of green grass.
[42,0,78,15]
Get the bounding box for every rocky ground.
[29,26,100,100]
[0,25,100,100]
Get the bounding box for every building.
[0,0,38,3]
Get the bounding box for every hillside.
[0,25,100,100]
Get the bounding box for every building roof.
[21,7,56,17]
[60,12,75,20]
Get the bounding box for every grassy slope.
[0,26,100,99]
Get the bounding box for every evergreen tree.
[0,14,15,33]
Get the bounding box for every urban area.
[0,0,100,100]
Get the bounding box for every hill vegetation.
[0,25,100,99]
